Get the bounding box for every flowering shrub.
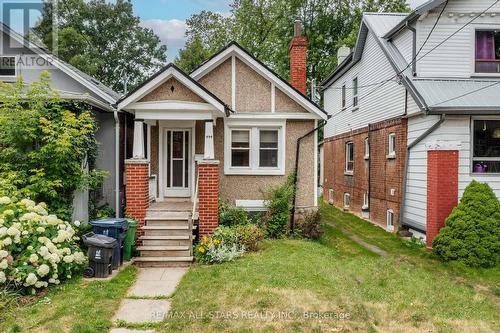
[194,235,245,264]
[0,196,86,294]
[214,224,264,252]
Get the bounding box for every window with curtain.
[473,119,500,173]
[475,30,500,73]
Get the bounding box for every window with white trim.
[364,137,369,159]
[0,56,16,78]
[475,29,500,74]
[386,209,394,231]
[388,133,396,157]
[352,77,358,108]
[472,119,500,173]
[345,141,354,172]
[225,123,284,175]
[343,193,350,208]
[363,192,369,209]
[231,130,250,167]
[341,84,346,109]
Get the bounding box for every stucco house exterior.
[119,22,327,266]
[321,0,500,248]
[0,23,131,221]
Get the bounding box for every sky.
[4,0,428,61]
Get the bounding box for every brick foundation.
[197,160,219,237]
[426,150,458,249]
[323,117,407,230]
[125,159,150,239]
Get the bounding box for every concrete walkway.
[111,267,188,332]
[326,221,389,257]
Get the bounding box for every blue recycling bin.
[89,218,129,269]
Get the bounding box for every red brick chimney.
[289,19,307,95]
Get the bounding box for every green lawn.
[156,202,498,332]
[0,266,137,333]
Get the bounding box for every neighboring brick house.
[118,21,327,266]
[322,0,500,248]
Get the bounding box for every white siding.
[416,0,500,78]
[403,114,500,230]
[392,26,414,65]
[324,31,406,138]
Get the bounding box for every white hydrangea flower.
[0,271,5,283]
[20,199,36,208]
[6,226,20,237]
[29,254,39,264]
[0,218,4,226]
[49,253,60,264]
[63,255,74,263]
[48,278,55,284]
[33,205,48,216]
[20,212,40,222]
[22,231,29,236]
[36,227,45,233]
[3,237,12,246]
[13,236,20,244]
[37,264,50,277]
[0,227,6,237]
[0,259,7,269]
[73,252,85,264]
[25,273,37,286]
[38,246,49,257]
[0,250,7,259]
[0,197,11,205]
[3,210,14,216]
[46,215,58,225]
[27,246,33,251]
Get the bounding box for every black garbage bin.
[82,232,117,278]
[89,218,129,269]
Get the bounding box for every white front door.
[164,129,191,197]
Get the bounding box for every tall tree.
[35,0,167,93]
[175,0,409,91]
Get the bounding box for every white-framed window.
[472,119,500,173]
[224,120,285,175]
[343,193,350,208]
[328,189,334,204]
[364,137,369,159]
[363,191,369,209]
[0,56,17,79]
[341,83,346,109]
[386,209,394,231]
[474,29,500,74]
[352,76,358,108]
[345,141,354,172]
[388,133,396,158]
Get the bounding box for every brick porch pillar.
[426,149,459,249]
[197,160,219,237]
[125,159,150,238]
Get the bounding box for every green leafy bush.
[0,196,86,294]
[261,175,295,238]
[0,73,106,220]
[295,210,324,240]
[432,181,500,268]
[218,200,248,227]
[214,224,265,252]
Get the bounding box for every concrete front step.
[140,235,191,246]
[143,229,191,237]
[146,219,189,226]
[145,211,191,220]
[134,256,193,268]
[137,245,191,257]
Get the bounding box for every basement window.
[345,141,354,173]
[386,209,394,232]
[328,189,334,204]
[343,193,350,208]
[472,119,500,173]
[362,192,369,210]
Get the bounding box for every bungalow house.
[0,23,130,221]
[321,0,500,248]
[119,21,327,266]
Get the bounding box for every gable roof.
[1,23,120,105]
[320,13,407,88]
[117,63,231,115]
[191,41,328,120]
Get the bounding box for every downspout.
[406,22,417,76]
[290,119,328,231]
[367,123,372,211]
[399,114,446,228]
[114,110,121,218]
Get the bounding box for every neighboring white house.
[321,0,500,248]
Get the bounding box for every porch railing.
[148,175,157,202]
